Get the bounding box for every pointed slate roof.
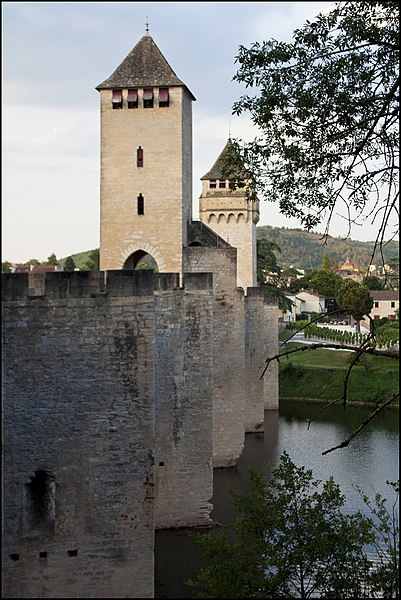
[96,35,195,99]
[201,139,250,180]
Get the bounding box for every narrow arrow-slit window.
[137,194,144,215]
[137,147,144,167]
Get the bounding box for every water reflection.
[155,401,399,598]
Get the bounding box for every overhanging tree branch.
[322,393,399,455]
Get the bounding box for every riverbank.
[280,396,399,408]
[278,342,399,406]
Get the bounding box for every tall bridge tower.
[96,34,195,275]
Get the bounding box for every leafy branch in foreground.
[357,480,399,599]
[227,0,399,267]
[188,452,377,598]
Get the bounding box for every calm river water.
[155,400,399,598]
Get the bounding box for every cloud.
[3,102,99,163]
[253,2,335,40]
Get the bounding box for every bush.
[188,453,375,598]
[281,362,306,379]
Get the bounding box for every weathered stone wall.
[2,271,156,598]
[2,266,278,596]
[154,272,214,528]
[263,300,279,410]
[244,288,268,432]
[184,248,245,467]
[2,270,216,598]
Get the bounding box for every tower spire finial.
[145,16,149,35]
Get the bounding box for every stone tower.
[96,34,195,275]
[199,140,260,290]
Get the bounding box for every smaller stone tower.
[199,140,259,290]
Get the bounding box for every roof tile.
[96,35,195,99]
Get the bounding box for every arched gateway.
[123,250,158,271]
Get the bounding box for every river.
[155,400,399,598]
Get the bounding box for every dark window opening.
[137,147,144,168]
[143,88,154,108]
[391,301,395,308]
[137,194,144,215]
[374,301,379,308]
[67,549,78,557]
[128,89,138,109]
[159,461,165,466]
[159,88,169,107]
[219,180,226,188]
[25,470,55,533]
[210,180,217,189]
[10,554,20,561]
[39,551,48,559]
[112,90,123,109]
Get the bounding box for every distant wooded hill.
[256,225,399,271]
[59,226,399,273]
[59,250,94,268]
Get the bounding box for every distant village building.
[11,264,64,273]
[335,257,363,282]
[368,263,393,278]
[365,290,399,322]
[279,290,326,322]
[295,290,326,315]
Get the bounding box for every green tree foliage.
[256,238,293,311]
[23,258,41,266]
[136,262,157,271]
[230,1,399,254]
[337,280,373,330]
[277,266,304,293]
[46,252,59,266]
[256,238,281,283]
[80,248,100,271]
[257,226,399,273]
[358,480,399,598]
[64,256,76,272]
[188,452,374,598]
[321,252,332,271]
[303,268,343,300]
[363,274,385,290]
[2,261,12,273]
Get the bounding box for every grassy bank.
[279,342,399,405]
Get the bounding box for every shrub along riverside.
[187,453,399,599]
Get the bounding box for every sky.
[3,0,386,264]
